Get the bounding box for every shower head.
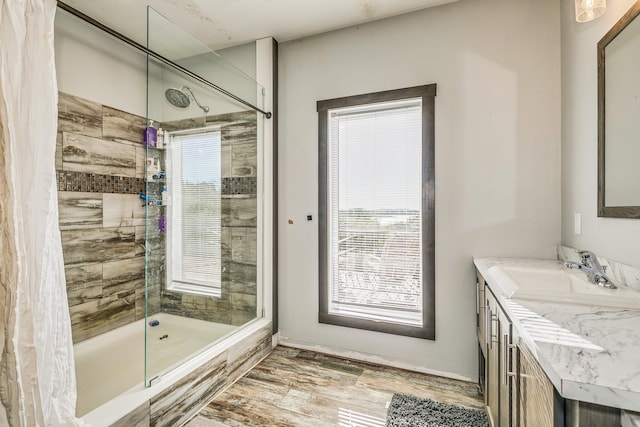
[165,87,190,108]
[164,86,209,114]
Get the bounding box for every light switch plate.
[574,213,582,235]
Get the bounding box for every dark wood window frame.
[317,84,436,340]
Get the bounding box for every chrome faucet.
[564,250,616,289]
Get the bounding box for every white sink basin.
[490,265,640,309]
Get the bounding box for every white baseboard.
[277,336,474,383]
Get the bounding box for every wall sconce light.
[575,0,607,22]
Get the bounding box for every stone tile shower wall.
[159,111,258,326]
[56,92,259,343]
[56,92,148,343]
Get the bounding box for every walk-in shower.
[55,3,273,423]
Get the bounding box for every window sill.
[166,281,222,298]
[319,312,434,340]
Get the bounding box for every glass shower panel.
[144,6,264,386]
[147,6,260,114]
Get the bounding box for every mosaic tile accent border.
[56,170,258,195]
[222,177,257,195]
[57,170,145,194]
[57,172,257,195]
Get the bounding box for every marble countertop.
[474,257,640,412]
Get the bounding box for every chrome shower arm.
[182,86,210,114]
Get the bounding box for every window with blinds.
[318,85,436,339]
[328,99,423,325]
[166,128,222,296]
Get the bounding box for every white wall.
[278,0,561,380]
[55,10,147,117]
[217,43,257,80]
[561,0,640,269]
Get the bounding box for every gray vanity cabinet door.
[486,291,500,426]
[498,308,513,427]
[517,343,555,426]
[477,273,487,352]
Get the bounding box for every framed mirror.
[598,1,640,218]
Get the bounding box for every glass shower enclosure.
[143,7,265,386]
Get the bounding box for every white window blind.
[328,98,423,326]
[166,129,222,296]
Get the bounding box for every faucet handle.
[577,250,596,264]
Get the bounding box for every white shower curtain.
[0,0,81,425]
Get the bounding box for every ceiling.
[58,0,459,51]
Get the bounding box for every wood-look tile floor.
[185,346,484,427]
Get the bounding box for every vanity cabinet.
[478,282,515,427]
[476,272,487,351]
[485,289,499,425]
[476,270,621,427]
[478,276,562,426]
[476,272,488,404]
[516,336,563,426]
[498,306,514,427]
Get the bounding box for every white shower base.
[74,313,236,417]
